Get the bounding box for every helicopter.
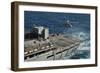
[63,16,79,28]
[64,20,79,28]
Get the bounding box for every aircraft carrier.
[24,26,80,61]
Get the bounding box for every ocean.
[24,11,90,59]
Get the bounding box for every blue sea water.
[24,11,90,59]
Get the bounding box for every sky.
[24,11,90,34]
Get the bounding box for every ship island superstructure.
[24,26,80,61]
